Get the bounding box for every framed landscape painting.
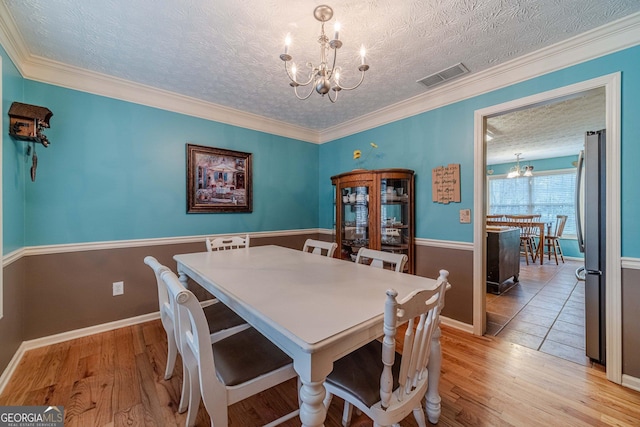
[186,143,253,213]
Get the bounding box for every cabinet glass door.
[380,178,410,261]
[340,185,370,261]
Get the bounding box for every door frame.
[472,73,621,383]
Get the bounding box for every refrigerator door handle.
[575,149,585,253]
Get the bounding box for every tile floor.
[485,257,596,366]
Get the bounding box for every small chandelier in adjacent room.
[279,5,369,103]
[507,153,534,178]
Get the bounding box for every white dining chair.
[205,234,250,252]
[355,247,408,273]
[324,270,449,427]
[302,238,338,257]
[163,269,299,427]
[144,256,250,421]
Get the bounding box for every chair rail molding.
[621,257,640,270]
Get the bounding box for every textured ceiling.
[3,0,639,133]
[486,88,606,164]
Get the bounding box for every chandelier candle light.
[279,5,369,103]
[507,153,534,178]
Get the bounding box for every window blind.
[488,169,577,235]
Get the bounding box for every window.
[488,169,577,236]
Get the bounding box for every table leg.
[299,379,327,427]
[177,270,188,288]
[425,324,442,424]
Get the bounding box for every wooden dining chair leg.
[529,237,535,262]
[520,239,530,265]
[556,240,565,263]
[529,237,537,263]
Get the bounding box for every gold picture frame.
[186,144,253,213]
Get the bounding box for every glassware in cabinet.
[332,169,414,273]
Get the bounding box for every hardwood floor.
[2,320,639,426]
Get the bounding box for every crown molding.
[23,55,321,143]
[0,0,29,72]
[1,2,639,145]
[319,11,640,143]
[0,2,320,144]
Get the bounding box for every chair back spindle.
[355,247,408,272]
[554,215,568,238]
[388,273,447,407]
[324,270,449,427]
[206,234,250,252]
[302,239,338,257]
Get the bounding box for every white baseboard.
[440,316,474,334]
[0,341,28,397]
[0,311,160,395]
[622,374,640,392]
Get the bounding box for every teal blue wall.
[19,81,318,245]
[3,44,640,256]
[319,45,640,258]
[488,155,577,176]
[2,46,27,254]
[319,102,476,242]
[0,63,318,249]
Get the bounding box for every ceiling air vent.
[417,63,469,89]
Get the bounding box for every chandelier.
[279,5,369,103]
[507,153,534,178]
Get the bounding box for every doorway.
[472,73,622,383]
[482,88,604,365]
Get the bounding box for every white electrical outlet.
[113,281,124,296]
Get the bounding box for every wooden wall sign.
[432,163,461,204]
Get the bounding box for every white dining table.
[174,245,447,427]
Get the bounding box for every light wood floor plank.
[1,321,639,426]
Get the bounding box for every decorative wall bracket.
[8,102,54,181]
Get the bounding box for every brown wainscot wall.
[1,233,473,378]
[0,258,27,379]
[20,233,320,342]
[415,244,474,325]
[5,234,640,380]
[2,234,327,376]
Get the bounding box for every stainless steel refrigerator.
[575,129,606,365]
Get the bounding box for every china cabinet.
[331,169,415,273]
